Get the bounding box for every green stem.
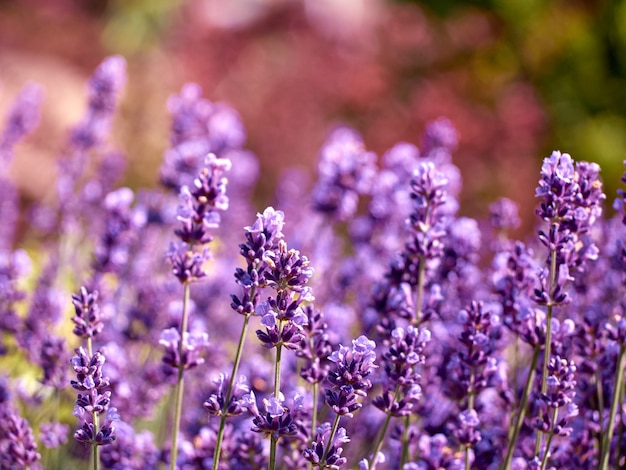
[596,365,605,421]
[399,254,427,467]
[170,282,191,470]
[268,328,284,470]
[600,344,626,470]
[369,386,402,469]
[311,382,319,443]
[87,338,99,470]
[269,435,278,470]
[413,256,426,327]
[399,415,411,468]
[539,407,558,470]
[536,248,557,455]
[465,369,476,470]
[502,345,540,470]
[212,313,252,470]
[274,341,283,397]
[618,382,624,470]
[321,414,342,466]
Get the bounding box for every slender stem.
[536,248,557,455]
[600,344,626,470]
[274,341,283,397]
[86,338,99,470]
[618,381,625,470]
[369,386,402,469]
[399,415,411,468]
[399,255,427,467]
[321,413,342,466]
[311,382,319,443]
[268,339,284,470]
[413,256,426,327]
[269,435,278,470]
[170,282,191,470]
[502,345,540,470]
[465,368,476,470]
[213,313,252,470]
[596,365,605,420]
[539,407,558,470]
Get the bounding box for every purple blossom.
[71,286,104,339]
[327,335,377,396]
[312,126,377,221]
[39,421,69,449]
[0,412,41,468]
[0,82,42,163]
[304,423,350,469]
[159,328,209,370]
[245,392,299,440]
[71,56,127,150]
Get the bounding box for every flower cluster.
[168,153,231,284]
[5,55,626,470]
[70,347,118,446]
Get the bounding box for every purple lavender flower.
[99,422,160,469]
[39,421,69,449]
[327,335,377,397]
[0,412,41,468]
[159,328,209,370]
[70,346,118,447]
[0,249,30,336]
[453,409,482,447]
[91,187,145,284]
[373,325,429,417]
[245,392,299,440]
[255,239,314,351]
[297,306,333,385]
[0,82,42,163]
[446,301,500,403]
[303,423,350,469]
[203,373,250,417]
[161,83,247,190]
[489,197,521,232]
[71,56,127,150]
[71,286,104,339]
[421,117,458,156]
[312,126,377,221]
[174,154,231,246]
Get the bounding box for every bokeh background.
[2,0,626,233]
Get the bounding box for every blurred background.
[1,0,626,231]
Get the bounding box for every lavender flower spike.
[0,82,42,163]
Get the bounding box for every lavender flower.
[159,328,209,370]
[373,325,429,417]
[70,56,127,150]
[305,336,376,467]
[91,188,145,284]
[39,422,69,449]
[71,286,104,339]
[70,347,117,446]
[312,127,377,221]
[246,393,299,441]
[304,423,350,469]
[0,412,41,469]
[0,82,42,163]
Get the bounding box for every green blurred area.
[404,0,626,197]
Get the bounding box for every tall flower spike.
[71,56,127,150]
[70,347,117,447]
[0,82,43,164]
[312,126,377,221]
[71,287,104,339]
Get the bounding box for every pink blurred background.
[1,0,552,230]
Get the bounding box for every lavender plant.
[3,54,626,470]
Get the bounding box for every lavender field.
[0,53,625,470]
